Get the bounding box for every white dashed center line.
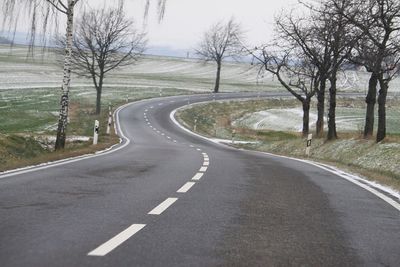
[192,172,204,181]
[177,182,196,193]
[88,224,146,257]
[87,101,214,258]
[199,166,208,172]
[148,198,178,215]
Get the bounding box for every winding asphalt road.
[0,93,399,266]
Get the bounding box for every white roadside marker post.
[232,129,236,144]
[106,106,112,135]
[159,89,163,97]
[93,120,99,145]
[194,119,197,132]
[306,133,312,156]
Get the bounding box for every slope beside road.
[0,93,399,266]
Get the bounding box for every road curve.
[0,92,399,267]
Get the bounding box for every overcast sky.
[86,0,301,51]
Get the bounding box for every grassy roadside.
[176,98,400,192]
[0,88,193,172]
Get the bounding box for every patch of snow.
[234,107,372,132]
[41,135,90,142]
[210,138,259,145]
[234,108,317,132]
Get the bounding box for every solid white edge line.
[192,173,204,181]
[148,198,178,215]
[0,100,133,179]
[170,107,400,212]
[88,224,146,257]
[177,182,196,193]
[306,161,400,211]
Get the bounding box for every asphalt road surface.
[1,93,399,267]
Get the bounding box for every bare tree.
[196,18,244,93]
[339,0,400,142]
[251,46,318,137]
[57,6,147,114]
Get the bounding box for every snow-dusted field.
[1,45,400,135]
[234,107,400,134]
[2,44,400,93]
[0,45,272,92]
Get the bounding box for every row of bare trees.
[250,0,400,142]
[195,0,400,142]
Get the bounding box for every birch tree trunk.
[55,0,76,150]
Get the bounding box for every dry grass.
[0,128,119,173]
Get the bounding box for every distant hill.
[0,36,13,44]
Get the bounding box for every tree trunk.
[376,77,388,142]
[302,98,311,138]
[95,74,104,115]
[316,77,326,138]
[214,61,221,93]
[96,89,102,115]
[327,76,338,140]
[363,72,378,139]
[55,0,76,150]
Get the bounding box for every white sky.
[8,0,301,52]
[86,0,301,50]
